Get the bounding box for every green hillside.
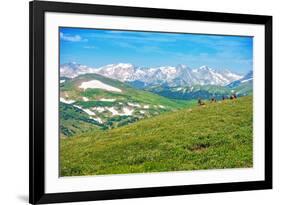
[60,96,253,176]
[60,74,195,137]
[60,73,189,108]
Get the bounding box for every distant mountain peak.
[117,63,134,67]
[68,61,78,65]
[177,64,188,68]
[60,62,96,78]
[102,62,133,68]
[227,70,253,88]
[199,65,209,69]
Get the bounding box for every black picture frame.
[29,0,272,204]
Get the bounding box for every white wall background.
[0,0,279,204]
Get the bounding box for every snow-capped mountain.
[95,63,136,82]
[60,62,96,78]
[60,62,243,86]
[227,70,253,88]
[240,70,253,83]
[191,66,242,86]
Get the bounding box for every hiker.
[222,95,225,100]
[198,99,205,106]
[230,93,238,100]
[210,97,216,103]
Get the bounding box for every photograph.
[59,27,254,177]
[27,1,273,204]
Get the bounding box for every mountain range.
[60,62,244,87]
[60,62,253,100]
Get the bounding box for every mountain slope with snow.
[227,70,253,88]
[59,73,192,137]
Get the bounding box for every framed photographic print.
[29,0,272,204]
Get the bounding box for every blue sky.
[60,27,253,74]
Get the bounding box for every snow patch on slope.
[99,98,116,102]
[79,80,122,92]
[60,97,75,104]
[82,97,89,102]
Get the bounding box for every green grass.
[59,103,105,138]
[60,96,253,176]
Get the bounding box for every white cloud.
[60,32,87,42]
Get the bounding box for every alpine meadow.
[59,27,253,176]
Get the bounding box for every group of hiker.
[198,93,237,106]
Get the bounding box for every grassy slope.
[60,96,253,176]
[60,103,106,138]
